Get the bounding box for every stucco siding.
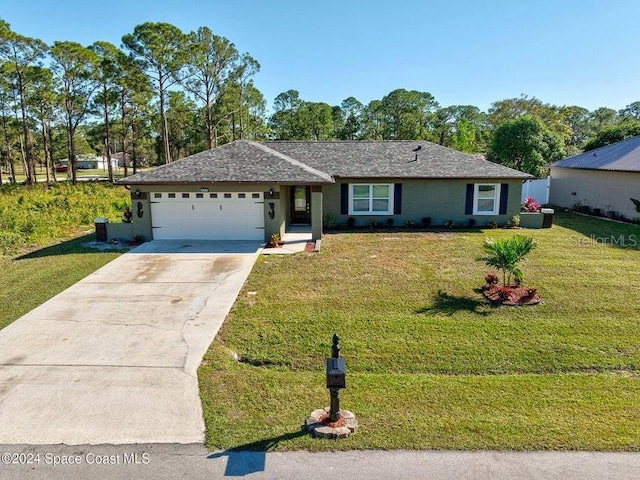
[323,179,523,227]
[549,167,640,220]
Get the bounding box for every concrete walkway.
[0,240,261,445]
[0,444,638,480]
[262,226,313,255]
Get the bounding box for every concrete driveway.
[0,240,261,445]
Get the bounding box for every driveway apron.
[0,240,261,445]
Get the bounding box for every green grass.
[199,211,640,451]
[0,235,125,330]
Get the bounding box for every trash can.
[94,218,109,242]
[541,208,554,228]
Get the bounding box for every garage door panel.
[151,193,264,240]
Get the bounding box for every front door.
[290,186,311,224]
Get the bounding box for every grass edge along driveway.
[0,235,126,331]
[199,211,640,451]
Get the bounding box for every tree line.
[1,19,639,184]
[0,20,263,184]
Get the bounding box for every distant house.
[117,139,533,242]
[59,155,120,170]
[549,135,640,220]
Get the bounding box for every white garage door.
[150,191,264,240]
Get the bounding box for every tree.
[24,66,56,183]
[583,121,640,151]
[0,70,19,183]
[488,95,572,149]
[123,22,188,164]
[558,105,591,153]
[487,116,565,177]
[50,41,99,185]
[379,88,438,140]
[482,235,536,286]
[90,41,121,182]
[361,99,385,140]
[234,53,260,141]
[165,91,198,159]
[0,20,47,183]
[220,81,267,142]
[588,107,618,131]
[113,52,153,174]
[619,101,640,122]
[296,101,334,140]
[184,27,242,149]
[338,96,363,140]
[270,89,302,139]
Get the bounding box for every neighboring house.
[60,155,119,170]
[549,135,640,220]
[117,140,533,242]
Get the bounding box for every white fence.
[521,178,550,204]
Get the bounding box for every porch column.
[311,186,323,241]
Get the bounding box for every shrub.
[468,218,477,227]
[485,273,499,284]
[347,217,356,228]
[522,196,541,213]
[386,218,394,227]
[445,219,454,229]
[404,219,414,228]
[323,215,335,229]
[421,217,431,227]
[481,234,536,286]
[270,232,281,246]
[509,215,521,227]
[488,220,498,229]
[368,219,378,229]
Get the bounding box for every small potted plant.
[268,232,283,248]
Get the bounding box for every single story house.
[549,135,640,220]
[116,140,534,242]
[60,155,120,170]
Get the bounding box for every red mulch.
[318,413,347,428]
[482,284,541,306]
[305,241,316,252]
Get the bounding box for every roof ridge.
[248,140,334,182]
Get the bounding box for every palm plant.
[481,235,536,286]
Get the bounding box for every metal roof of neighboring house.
[551,135,640,172]
[119,139,533,185]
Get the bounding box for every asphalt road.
[0,444,639,480]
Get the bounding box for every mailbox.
[326,357,346,389]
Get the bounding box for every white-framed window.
[349,184,394,215]
[473,183,501,215]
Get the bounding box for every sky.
[3,0,640,113]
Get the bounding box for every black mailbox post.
[326,334,346,422]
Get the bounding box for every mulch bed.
[482,284,541,306]
[304,241,316,253]
[317,413,347,428]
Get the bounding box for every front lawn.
[199,211,640,451]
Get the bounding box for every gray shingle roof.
[262,141,531,179]
[119,139,532,185]
[552,135,640,172]
[118,140,333,185]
